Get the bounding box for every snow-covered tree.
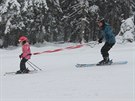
[0,0,22,47]
[117,16,135,43]
[61,0,99,43]
[22,0,48,44]
[0,0,48,47]
[0,0,134,48]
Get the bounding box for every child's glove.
[28,53,32,56]
[19,53,23,58]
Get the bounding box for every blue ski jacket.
[100,23,116,44]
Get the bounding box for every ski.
[4,70,38,76]
[76,61,128,68]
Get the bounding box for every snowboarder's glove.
[19,53,23,58]
[98,38,102,43]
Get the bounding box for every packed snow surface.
[0,42,135,101]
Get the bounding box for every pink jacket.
[21,42,31,59]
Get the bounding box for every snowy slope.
[0,42,135,101]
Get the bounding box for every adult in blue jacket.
[97,18,116,65]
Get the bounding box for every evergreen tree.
[0,0,133,47]
[0,0,22,47]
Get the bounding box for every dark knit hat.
[96,17,105,23]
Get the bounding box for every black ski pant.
[20,58,28,71]
[101,42,115,58]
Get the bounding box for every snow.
[1,0,21,14]
[0,39,3,47]
[4,17,12,34]
[22,0,48,12]
[0,16,2,22]
[117,16,135,43]
[120,17,134,34]
[89,5,99,13]
[22,0,28,12]
[34,0,48,10]
[0,42,135,101]
[10,0,21,13]
[78,0,89,8]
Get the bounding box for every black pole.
[27,61,42,71]
[27,61,37,71]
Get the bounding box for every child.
[97,17,116,65]
[16,36,31,74]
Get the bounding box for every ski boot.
[16,70,23,74]
[97,57,112,66]
[16,68,30,74]
[22,68,30,73]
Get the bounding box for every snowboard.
[76,60,128,68]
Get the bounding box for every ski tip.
[122,61,128,64]
[117,60,128,64]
